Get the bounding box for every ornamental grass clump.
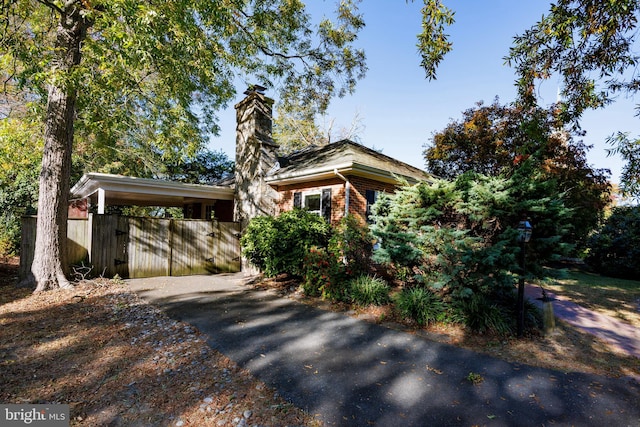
[393,287,445,326]
[348,275,390,306]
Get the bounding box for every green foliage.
[607,132,640,203]
[507,0,640,122]
[455,293,513,335]
[347,275,390,306]
[273,100,327,155]
[301,246,346,300]
[466,372,484,385]
[393,287,445,326]
[301,215,373,301]
[241,209,331,278]
[423,100,611,252]
[507,1,640,201]
[587,206,640,280]
[328,214,373,278]
[417,0,455,80]
[2,0,368,147]
[370,169,570,333]
[0,117,42,256]
[163,149,234,184]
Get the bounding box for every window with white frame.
[293,188,332,222]
[304,193,321,215]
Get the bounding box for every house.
[70,86,431,228]
[233,86,432,228]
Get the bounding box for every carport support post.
[97,188,106,214]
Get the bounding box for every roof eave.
[266,162,429,186]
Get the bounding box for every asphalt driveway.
[128,274,640,426]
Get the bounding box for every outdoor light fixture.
[516,218,532,338]
[517,219,533,243]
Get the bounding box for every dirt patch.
[0,260,318,426]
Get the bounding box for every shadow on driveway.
[129,274,640,426]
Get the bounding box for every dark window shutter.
[365,189,378,222]
[293,192,302,209]
[321,188,332,222]
[365,189,377,204]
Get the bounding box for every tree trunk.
[20,4,87,292]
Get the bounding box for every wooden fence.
[20,215,241,279]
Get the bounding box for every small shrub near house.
[301,215,374,301]
[240,209,331,277]
[302,246,345,300]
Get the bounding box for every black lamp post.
[516,219,532,337]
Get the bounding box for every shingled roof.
[265,139,432,186]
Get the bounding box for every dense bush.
[240,209,331,277]
[369,170,570,333]
[0,164,39,257]
[302,246,345,299]
[587,206,640,279]
[301,215,373,301]
[347,275,390,306]
[328,214,373,278]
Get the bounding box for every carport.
[69,172,235,221]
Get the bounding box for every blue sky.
[210,0,640,184]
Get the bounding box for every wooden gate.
[169,220,241,276]
[90,215,172,278]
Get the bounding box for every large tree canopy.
[424,100,611,251]
[1,0,368,291]
[506,0,640,200]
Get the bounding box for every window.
[304,193,321,214]
[293,188,332,222]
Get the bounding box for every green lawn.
[542,268,640,327]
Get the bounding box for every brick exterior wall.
[274,175,399,225]
[347,176,397,221]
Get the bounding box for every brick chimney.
[234,85,279,228]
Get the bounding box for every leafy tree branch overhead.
[0,0,370,292]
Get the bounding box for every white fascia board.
[70,173,234,200]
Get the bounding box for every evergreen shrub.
[369,170,571,334]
